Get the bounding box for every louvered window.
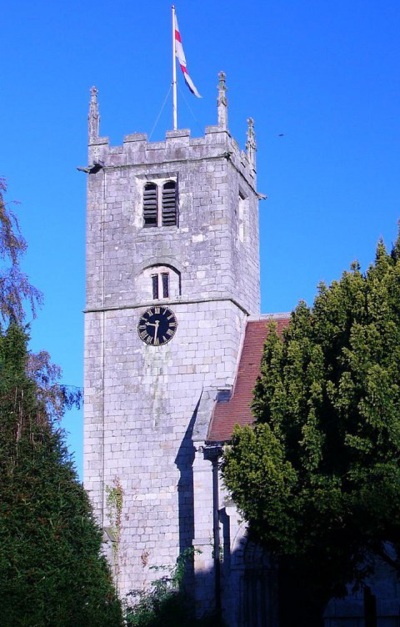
[162,181,177,226]
[143,180,177,228]
[143,183,158,227]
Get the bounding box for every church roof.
[207,315,290,443]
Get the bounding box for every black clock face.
[137,306,178,346]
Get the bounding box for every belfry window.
[143,183,158,227]
[162,181,177,226]
[143,180,177,228]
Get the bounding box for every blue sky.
[2,1,400,476]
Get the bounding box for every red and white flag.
[174,13,201,98]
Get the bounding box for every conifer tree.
[0,182,123,625]
[223,232,400,627]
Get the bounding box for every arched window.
[136,264,181,302]
[162,181,177,226]
[142,180,177,228]
[151,272,170,300]
[143,183,158,227]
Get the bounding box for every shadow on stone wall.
[188,534,279,627]
[224,532,278,627]
[195,541,400,627]
[174,401,198,589]
[324,553,400,627]
[173,399,279,626]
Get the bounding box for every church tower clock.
[83,73,261,599]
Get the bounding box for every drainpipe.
[204,445,223,617]
[212,457,221,615]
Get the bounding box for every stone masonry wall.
[86,127,260,315]
[84,115,260,598]
[85,300,247,595]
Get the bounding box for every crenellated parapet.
[88,74,257,188]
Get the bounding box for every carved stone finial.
[89,86,100,144]
[90,85,98,102]
[246,117,257,170]
[217,71,228,130]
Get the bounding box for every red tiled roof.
[207,315,290,443]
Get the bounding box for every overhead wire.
[149,85,172,140]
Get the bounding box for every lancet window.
[152,272,170,300]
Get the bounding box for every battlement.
[87,73,257,187]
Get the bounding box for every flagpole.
[172,5,178,130]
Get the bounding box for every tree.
[0,178,42,324]
[0,183,122,625]
[222,233,400,627]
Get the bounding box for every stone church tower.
[83,74,261,606]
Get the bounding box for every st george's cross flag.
[174,13,201,98]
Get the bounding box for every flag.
[174,13,201,98]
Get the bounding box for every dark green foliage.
[125,550,223,627]
[0,324,122,626]
[0,182,121,625]
[223,232,400,625]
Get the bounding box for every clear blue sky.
[2,1,400,477]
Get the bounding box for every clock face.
[137,306,178,346]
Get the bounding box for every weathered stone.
[84,77,260,617]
